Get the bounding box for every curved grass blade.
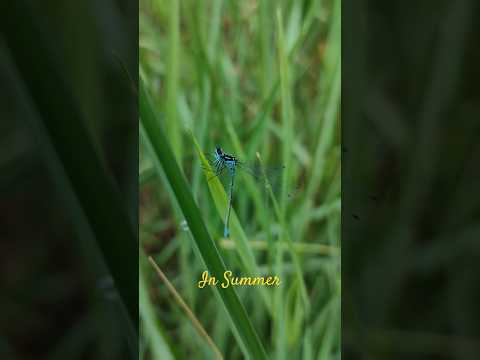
[148,257,223,360]
[192,140,274,313]
[139,252,175,360]
[139,76,268,360]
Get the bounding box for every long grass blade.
[148,257,223,360]
[139,76,268,360]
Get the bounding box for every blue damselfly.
[202,146,295,237]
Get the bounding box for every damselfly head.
[215,146,223,156]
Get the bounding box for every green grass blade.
[277,8,294,215]
[139,76,268,360]
[192,136,273,312]
[139,252,176,360]
[166,0,181,159]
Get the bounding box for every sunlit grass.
[139,0,340,358]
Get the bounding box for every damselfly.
[202,146,291,237]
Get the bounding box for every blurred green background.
[1,1,138,359]
[343,0,480,358]
[139,0,340,359]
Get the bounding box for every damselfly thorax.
[214,146,238,173]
